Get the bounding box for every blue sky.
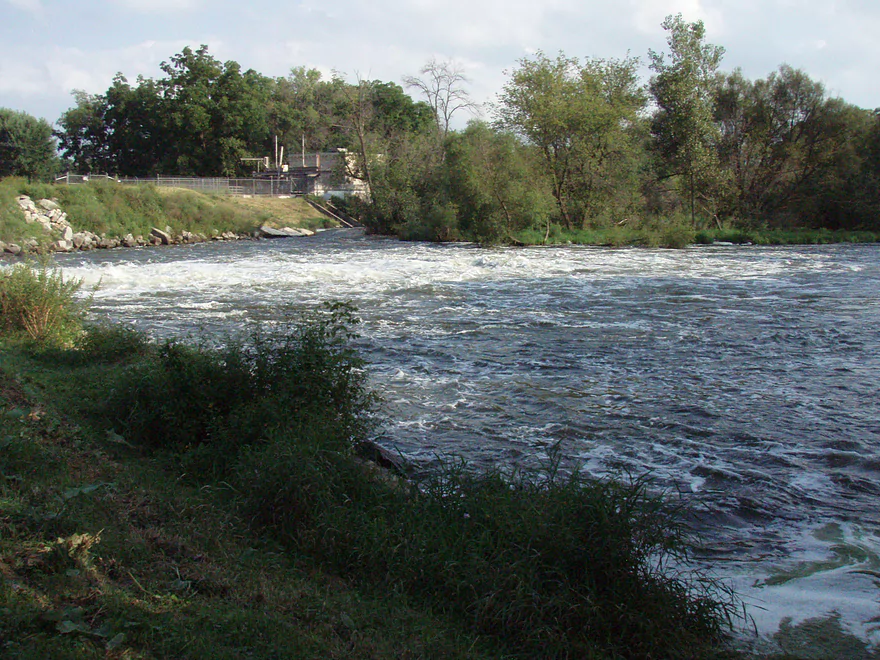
[2,0,878,126]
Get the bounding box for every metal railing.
[55,173,365,198]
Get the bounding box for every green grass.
[0,178,283,244]
[513,223,697,249]
[511,222,880,248]
[0,356,488,659]
[0,178,51,246]
[694,227,880,246]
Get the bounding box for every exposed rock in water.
[355,440,408,477]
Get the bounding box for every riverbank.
[0,178,333,255]
[507,224,880,249]
[0,268,744,658]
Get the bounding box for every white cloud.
[5,0,43,15]
[630,0,717,34]
[0,40,194,100]
[109,0,202,12]
[0,61,49,96]
[1,0,879,123]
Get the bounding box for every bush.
[659,224,696,249]
[97,302,376,477]
[0,262,87,346]
[78,323,151,363]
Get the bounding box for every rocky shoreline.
[1,195,314,256]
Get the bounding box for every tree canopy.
[41,29,880,241]
[0,108,58,180]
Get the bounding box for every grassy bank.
[0,178,331,248]
[0,263,751,658]
[510,223,880,249]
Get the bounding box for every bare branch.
[404,57,479,138]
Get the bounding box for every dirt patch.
[0,371,30,408]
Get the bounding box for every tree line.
[2,14,879,241]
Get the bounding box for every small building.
[287,149,369,199]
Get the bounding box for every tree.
[56,91,112,173]
[0,109,58,180]
[649,14,725,226]
[714,65,871,228]
[268,67,349,157]
[370,81,434,136]
[496,51,646,228]
[403,58,478,139]
[158,45,272,175]
[446,121,553,242]
[103,74,167,176]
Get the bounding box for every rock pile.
[2,195,257,256]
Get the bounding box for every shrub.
[78,323,151,363]
[97,302,376,477]
[0,262,87,346]
[659,224,696,249]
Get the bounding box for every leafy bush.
[659,224,696,249]
[78,323,151,363]
[0,262,87,345]
[98,302,376,477]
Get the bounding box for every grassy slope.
[0,348,492,659]
[0,178,331,247]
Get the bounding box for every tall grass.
[0,262,87,346]
[239,448,737,658]
[0,177,51,245]
[513,220,697,249]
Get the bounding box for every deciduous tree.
[496,51,646,228]
[649,14,725,226]
[56,91,112,173]
[0,108,58,180]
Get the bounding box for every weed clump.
[239,448,736,658]
[98,302,376,477]
[0,262,87,346]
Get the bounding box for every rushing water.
[53,230,880,652]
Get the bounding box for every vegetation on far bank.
[0,261,756,659]
[0,177,332,248]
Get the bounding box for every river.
[54,230,880,653]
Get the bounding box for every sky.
[1,0,879,127]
